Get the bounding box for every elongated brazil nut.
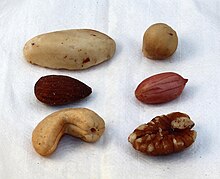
[23,29,116,70]
[32,108,105,156]
[135,72,188,104]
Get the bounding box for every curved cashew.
[32,108,105,156]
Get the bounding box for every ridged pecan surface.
[128,112,196,156]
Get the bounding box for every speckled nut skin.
[32,108,105,156]
[128,112,196,156]
[142,23,178,60]
[23,29,116,70]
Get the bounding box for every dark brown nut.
[34,75,92,106]
[142,23,178,60]
[128,112,197,156]
[135,72,188,104]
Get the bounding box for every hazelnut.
[142,23,178,60]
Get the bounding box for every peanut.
[135,72,188,104]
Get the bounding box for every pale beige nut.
[23,29,116,70]
[32,108,105,156]
[128,112,197,156]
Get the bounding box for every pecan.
[128,112,197,156]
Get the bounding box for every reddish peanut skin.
[135,72,188,104]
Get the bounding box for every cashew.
[32,108,105,156]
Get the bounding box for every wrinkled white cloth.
[0,0,220,178]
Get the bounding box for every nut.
[128,112,197,156]
[23,29,116,70]
[135,72,188,104]
[34,75,92,106]
[142,23,178,60]
[32,108,105,156]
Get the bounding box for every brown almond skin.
[34,75,92,106]
[135,72,188,104]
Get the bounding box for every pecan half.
[128,112,197,156]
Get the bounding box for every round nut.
[142,23,178,60]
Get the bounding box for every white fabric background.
[0,0,220,178]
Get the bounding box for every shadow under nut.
[32,108,105,156]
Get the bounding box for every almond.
[34,75,92,106]
[135,72,188,104]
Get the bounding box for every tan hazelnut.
[142,23,178,60]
